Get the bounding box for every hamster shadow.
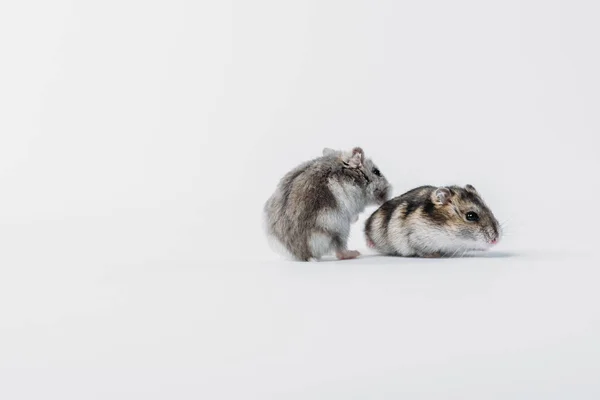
[318,251,519,262]
[461,251,517,259]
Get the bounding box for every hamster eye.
[465,212,479,222]
[372,168,381,177]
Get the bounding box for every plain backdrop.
[1,0,599,399]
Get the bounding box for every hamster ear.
[465,184,478,194]
[432,187,452,205]
[347,147,364,168]
[322,148,337,156]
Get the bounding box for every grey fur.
[364,185,501,257]
[264,147,391,261]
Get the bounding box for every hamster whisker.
[450,246,463,258]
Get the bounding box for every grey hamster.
[264,147,391,261]
[364,185,501,257]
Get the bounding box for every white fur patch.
[328,179,366,219]
[308,232,333,259]
[316,209,348,234]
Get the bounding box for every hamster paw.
[366,239,376,249]
[336,250,361,260]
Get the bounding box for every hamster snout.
[374,187,391,205]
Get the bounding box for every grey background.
[1,0,599,398]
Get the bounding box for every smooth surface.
[1,0,599,398]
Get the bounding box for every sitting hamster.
[364,185,501,257]
[264,147,391,261]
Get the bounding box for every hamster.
[364,185,501,257]
[264,147,391,261]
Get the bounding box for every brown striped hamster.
[364,185,501,257]
[264,147,391,261]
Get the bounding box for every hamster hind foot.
[336,250,361,260]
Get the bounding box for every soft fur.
[364,185,501,257]
[264,147,391,261]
